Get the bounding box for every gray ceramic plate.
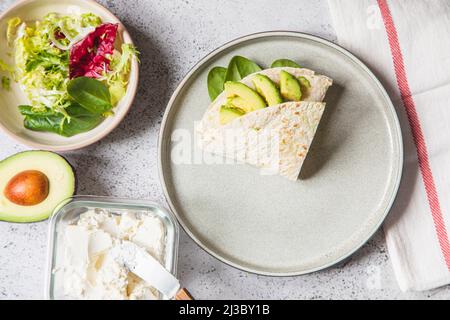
[158,32,403,276]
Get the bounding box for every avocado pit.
[4,170,50,206]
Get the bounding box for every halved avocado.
[0,151,75,222]
[252,74,283,106]
[224,81,266,112]
[280,70,302,101]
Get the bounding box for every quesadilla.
[197,67,332,180]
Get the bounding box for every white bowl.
[0,0,139,151]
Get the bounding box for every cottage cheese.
[62,209,165,300]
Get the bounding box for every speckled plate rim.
[158,31,403,276]
[0,0,139,152]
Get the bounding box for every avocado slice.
[280,70,302,101]
[220,105,246,125]
[0,151,75,222]
[297,76,311,89]
[224,81,266,112]
[252,74,283,106]
[226,96,248,111]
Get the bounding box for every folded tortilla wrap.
[197,67,332,180]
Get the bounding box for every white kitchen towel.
[327,0,450,291]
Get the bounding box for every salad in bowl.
[0,9,138,138]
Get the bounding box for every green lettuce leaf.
[6,17,21,47]
[1,76,11,90]
[104,43,139,105]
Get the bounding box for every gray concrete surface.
[0,0,449,299]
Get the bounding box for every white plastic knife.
[111,241,192,300]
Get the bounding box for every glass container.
[45,196,179,300]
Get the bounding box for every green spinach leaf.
[60,104,105,137]
[22,113,63,135]
[207,66,227,101]
[67,77,112,114]
[19,105,58,116]
[225,56,262,82]
[20,103,104,137]
[271,59,302,68]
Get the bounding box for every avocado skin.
[66,158,78,195]
[224,81,266,112]
[280,70,302,101]
[252,74,283,106]
[0,151,75,223]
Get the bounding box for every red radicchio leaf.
[69,23,119,79]
[54,29,65,40]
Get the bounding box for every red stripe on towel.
[377,0,450,270]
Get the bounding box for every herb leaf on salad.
[20,104,104,137]
[67,77,112,114]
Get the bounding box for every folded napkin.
[328,0,450,291]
